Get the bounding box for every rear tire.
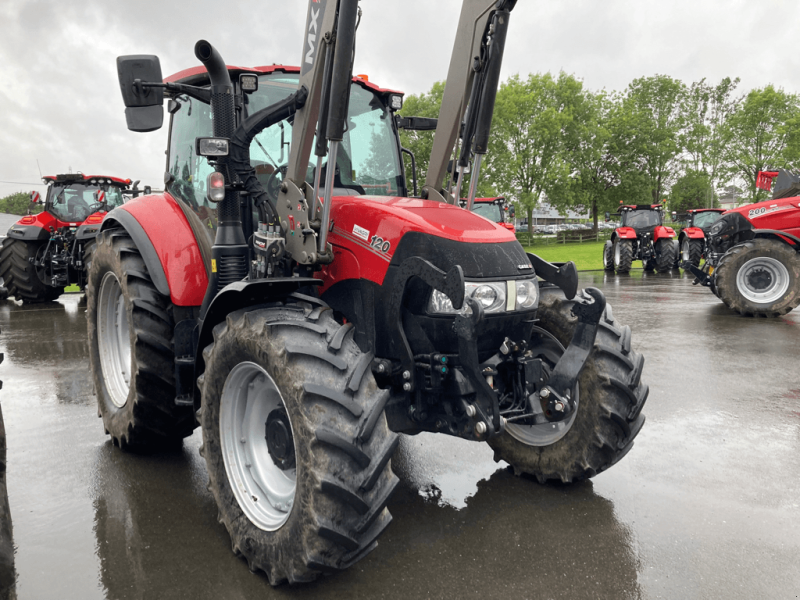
[0,238,61,303]
[681,237,703,268]
[87,229,195,449]
[602,241,614,271]
[714,239,800,317]
[613,239,633,273]
[488,288,648,483]
[655,238,676,273]
[198,301,399,584]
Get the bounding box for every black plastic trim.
[5,224,49,242]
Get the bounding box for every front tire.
[198,301,399,584]
[613,239,633,273]
[602,241,614,271]
[681,237,703,268]
[0,238,61,303]
[714,239,800,317]
[87,229,195,449]
[488,288,648,483]
[655,238,676,273]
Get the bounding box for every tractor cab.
[459,196,515,232]
[164,66,407,234]
[43,174,130,224]
[619,204,664,233]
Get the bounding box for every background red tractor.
[0,174,137,303]
[602,204,676,273]
[459,196,515,232]
[675,208,726,267]
[687,170,800,316]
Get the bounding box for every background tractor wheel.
[714,239,800,317]
[602,241,614,271]
[198,301,399,585]
[655,238,676,273]
[681,238,703,268]
[613,240,633,273]
[86,229,195,450]
[488,287,648,483]
[0,238,61,303]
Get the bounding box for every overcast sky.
[1,0,798,198]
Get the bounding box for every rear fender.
[653,226,676,241]
[5,211,59,242]
[682,227,705,240]
[101,193,209,306]
[614,227,637,239]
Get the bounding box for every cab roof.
[617,204,664,213]
[164,65,403,97]
[44,174,131,187]
[686,208,725,214]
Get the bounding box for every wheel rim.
[33,244,50,286]
[505,326,579,446]
[220,362,296,531]
[735,257,790,303]
[97,271,132,408]
[681,239,690,262]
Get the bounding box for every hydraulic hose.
[227,89,309,224]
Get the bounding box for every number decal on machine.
[370,235,391,253]
[748,207,767,218]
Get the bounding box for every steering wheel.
[263,164,288,202]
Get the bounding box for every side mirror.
[144,186,152,195]
[116,55,164,132]
[509,205,515,219]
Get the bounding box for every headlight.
[427,279,537,315]
[708,219,727,236]
[516,280,538,309]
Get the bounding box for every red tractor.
[687,170,800,317]
[0,173,137,303]
[90,0,648,584]
[602,204,676,273]
[676,208,726,267]
[459,196,516,232]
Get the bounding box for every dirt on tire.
[0,238,61,304]
[487,287,648,483]
[86,229,195,449]
[198,299,399,584]
[714,239,800,317]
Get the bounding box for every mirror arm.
[133,79,212,105]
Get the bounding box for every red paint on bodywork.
[682,227,705,239]
[116,193,209,306]
[165,65,403,97]
[614,227,637,239]
[12,210,82,230]
[653,226,676,241]
[727,196,800,239]
[316,195,516,293]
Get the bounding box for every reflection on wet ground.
[0,273,798,599]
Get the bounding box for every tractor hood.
[725,196,800,232]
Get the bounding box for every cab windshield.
[472,202,502,223]
[166,72,404,231]
[692,211,723,228]
[47,183,125,222]
[623,210,662,229]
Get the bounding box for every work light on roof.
[389,94,403,111]
[239,74,259,94]
[197,137,230,157]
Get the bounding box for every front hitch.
[685,263,711,287]
[537,287,606,421]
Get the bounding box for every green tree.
[669,169,718,213]
[681,77,741,188]
[0,192,34,216]
[397,81,445,194]
[488,72,577,234]
[722,85,800,203]
[614,75,687,203]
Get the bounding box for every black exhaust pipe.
[194,40,248,319]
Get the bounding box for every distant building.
[718,186,746,210]
[522,202,591,226]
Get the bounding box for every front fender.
[102,193,209,306]
[615,227,637,239]
[682,226,705,240]
[653,226,676,241]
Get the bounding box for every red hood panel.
[728,196,800,233]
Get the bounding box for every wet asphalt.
[0,268,799,600]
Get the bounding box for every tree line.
[398,74,800,231]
